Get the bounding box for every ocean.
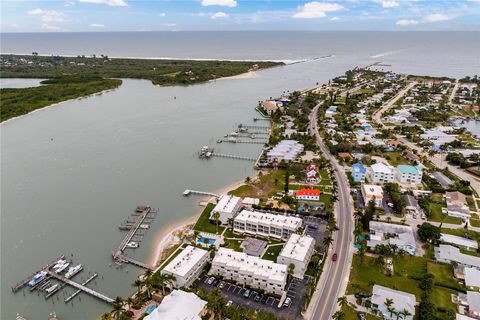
[1,31,479,319]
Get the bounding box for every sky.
[1,0,479,32]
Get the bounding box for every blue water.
[198,237,216,245]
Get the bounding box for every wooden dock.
[211,153,257,161]
[217,139,267,144]
[46,270,114,304]
[112,206,155,270]
[65,273,98,303]
[238,124,270,130]
[183,190,219,197]
[11,255,65,293]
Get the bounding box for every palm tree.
[100,313,111,320]
[399,308,412,320]
[332,311,345,320]
[208,288,226,320]
[132,279,143,297]
[153,273,176,295]
[213,211,220,234]
[125,297,134,311]
[288,263,295,281]
[337,296,348,309]
[111,296,125,320]
[384,298,394,317]
[323,235,333,248]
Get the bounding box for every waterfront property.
[210,247,287,295]
[210,194,242,225]
[371,285,416,320]
[361,184,384,207]
[370,163,395,184]
[144,290,207,320]
[161,245,209,288]
[295,189,320,201]
[233,210,303,240]
[367,221,416,256]
[396,165,423,185]
[351,162,366,183]
[435,245,480,269]
[277,234,315,279]
[266,140,304,162]
[445,191,471,219]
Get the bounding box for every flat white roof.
[212,194,241,214]
[145,290,206,320]
[371,285,416,316]
[235,210,303,230]
[361,184,384,197]
[441,234,478,250]
[371,163,394,174]
[162,245,208,278]
[468,291,480,313]
[465,267,480,288]
[278,234,315,262]
[435,245,480,269]
[213,247,287,283]
[368,221,416,250]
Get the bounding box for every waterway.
[0,78,45,88]
[1,31,479,319]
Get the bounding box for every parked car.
[357,312,366,320]
[255,294,262,302]
[261,295,268,304]
[218,281,226,289]
[213,279,219,286]
[307,224,318,229]
[283,297,292,307]
[243,289,251,298]
[332,253,338,261]
[207,277,215,285]
[226,300,233,307]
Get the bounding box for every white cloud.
[330,16,340,21]
[211,11,229,19]
[201,0,237,7]
[396,19,418,26]
[375,0,399,8]
[293,2,343,19]
[9,23,20,28]
[89,23,105,27]
[158,12,166,17]
[423,13,453,23]
[79,0,127,7]
[28,9,65,22]
[42,23,66,31]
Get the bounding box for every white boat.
[126,241,139,248]
[27,272,47,288]
[65,264,83,278]
[52,259,66,271]
[140,224,150,229]
[55,262,70,273]
[45,284,59,294]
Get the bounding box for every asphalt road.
[308,103,355,320]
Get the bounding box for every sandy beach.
[149,178,247,267]
[213,70,258,81]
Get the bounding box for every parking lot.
[198,275,308,319]
[302,216,327,245]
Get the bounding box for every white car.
[226,300,233,307]
[283,297,292,307]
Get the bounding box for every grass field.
[193,203,225,234]
[229,170,286,199]
[428,203,462,225]
[261,244,284,261]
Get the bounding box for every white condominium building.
[233,210,303,240]
[361,184,384,207]
[370,163,395,184]
[277,234,315,278]
[396,165,423,185]
[210,248,287,295]
[161,245,209,288]
[210,194,242,225]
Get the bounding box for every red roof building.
[296,189,321,201]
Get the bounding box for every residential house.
[351,162,366,182]
[396,165,423,185]
[370,163,395,184]
[361,184,384,207]
[445,191,471,219]
[371,285,416,320]
[295,189,320,201]
[435,245,480,269]
[367,221,416,256]
[144,290,207,320]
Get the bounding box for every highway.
[307,103,355,320]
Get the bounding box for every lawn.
[222,239,243,252]
[341,305,377,320]
[371,151,411,167]
[347,255,425,299]
[428,203,462,225]
[471,218,480,228]
[430,287,458,314]
[229,170,286,199]
[261,244,284,261]
[427,261,464,291]
[222,228,245,239]
[193,203,225,234]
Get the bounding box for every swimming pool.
[198,236,216,245]
[146,305,157,315]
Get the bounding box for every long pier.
[238,124,270,130]
[113,206,156,270]
[65,273,98,303]
[217,139,267,144]
[11,255,64,293]
[211,153,257,161]
[183,190,219,197]
[46,270,114,304]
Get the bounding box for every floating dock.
[211,153,257,161]
[113,206,156,270]
[238,124,270,130]
[217,139,267,144]
[11,255,64,293]
[64,273,98,303]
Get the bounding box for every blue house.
[351,163,366,182]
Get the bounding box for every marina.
[113,206,158,270]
